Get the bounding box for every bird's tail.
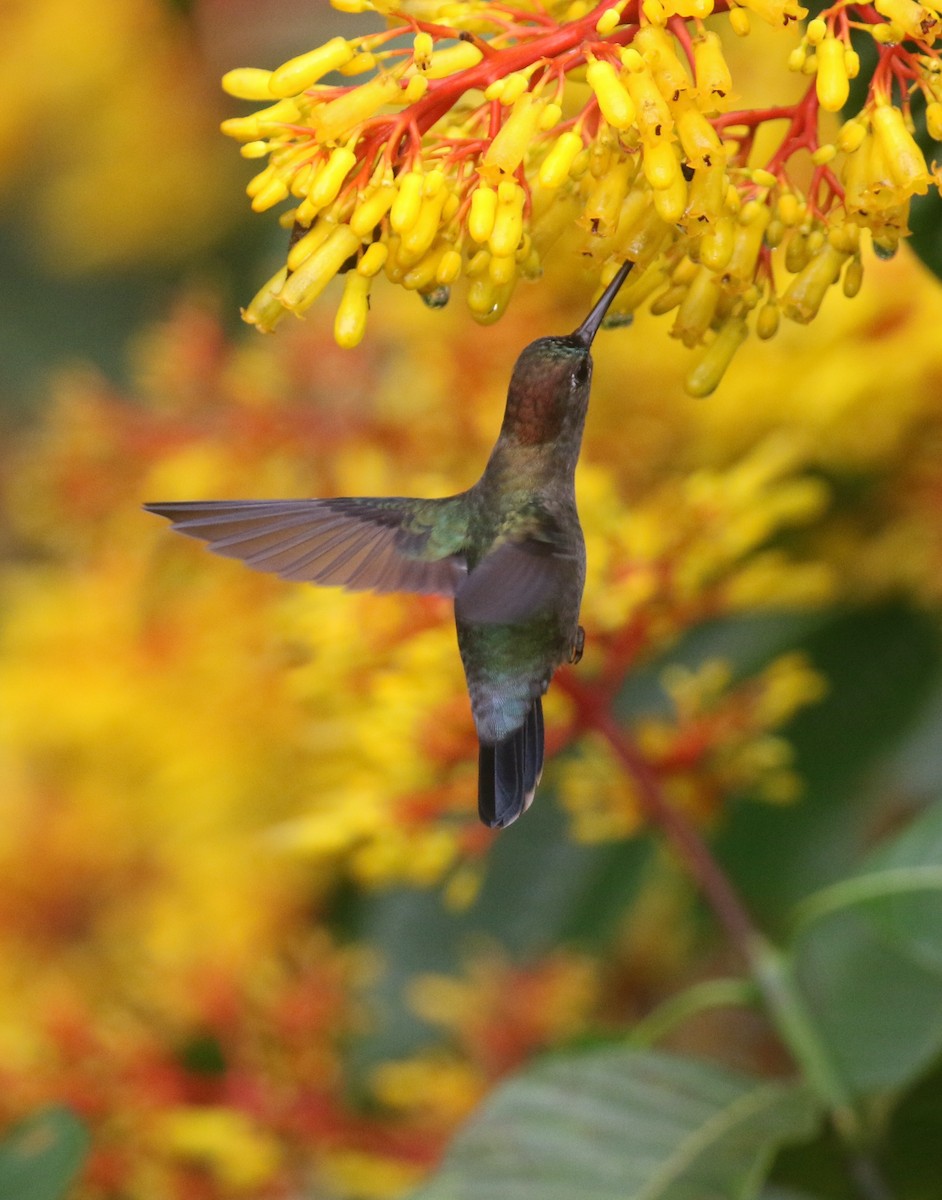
[477,698,544,829]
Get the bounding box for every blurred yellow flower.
[0,0,241,270]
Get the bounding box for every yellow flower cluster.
[223,0,942,391]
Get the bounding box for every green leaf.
[791,800,942,1093]
[0,1108,90,1200]
[407,1047,821,1200]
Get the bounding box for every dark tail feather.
[477,698,544,829]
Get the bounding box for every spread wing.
[144,497,469,596]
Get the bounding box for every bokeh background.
[3,2,942,1197]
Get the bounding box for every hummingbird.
[145,260,634,829]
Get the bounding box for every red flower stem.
[591,707,761,953]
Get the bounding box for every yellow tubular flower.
[672,267,721,346]
[221,68,275,100]
[277,224,361,312]
[871,103,931,194]
[781,242,848,322]
[586,58,636,129]
[307,147,358,210]
[622,55,674,143]
[269,38,356,97]
[390,171,425,233]
[242,266,290,332]
[583,161,633,235]
[334,272,372,348]
[468,185,499,243]
[350,185,395,238]
[482,93,544,180]
[313,73,402,143]
[489,181,526,256]
[815,36,850,112]
[356,241,389,277]
[539,130,584,188]
[425,41,484,78]
[693,32,734,112]
[685,316,748,395]
[643,140,681,190]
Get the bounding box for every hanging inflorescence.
[222,0,942,393]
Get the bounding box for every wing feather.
[145,499,468,597]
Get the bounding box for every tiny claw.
[569,625,585,665]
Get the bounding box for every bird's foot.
[569,625,585,664]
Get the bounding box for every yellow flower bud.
[672,266,720,346]
[694,32,733,112]
[596,3,624,35]
[815,37,850,112]
[489,253,518,285]
[334,271,371,348]
[586,59,636,129]
[842,255,863,297]
[239,140,270,160]
[540,102,563,130]
[685,317,747,396]
[726,203,771,280]
[400,191,447,262]
[222,68,275,100]
[810,143,837,165]
[844,49,860,78]
[499,72,531,106]
[390,171,425,233]
[403,248,446,290]
[426,42,484,79]
[467,275,516,323]
[685,160,727,221]
[436,248,463,284]
[250,174,290,213]
[278,224,360,311]
[313,73,402,143]
[539,131,584,188]
[728,8,751,35]
[483,93,544,179]
[928,101,942,141]
[350,186,395,237]
[643,140,681,190]
[489,184,526,256]
[242,266,289,332]
[698,214,735,269]
[404,74,429,103]
[776,192,801,225]
[837,119,867,153]
[307,147,358,210]
[806,17,828,43]
[270,38,355,97]
[357,241,389,277]
[781,242,846,323]
[468,185,499,243]
[755,300,780,339]
[287,220,334,271]
[650,284,687,315]
[653,174,688,222]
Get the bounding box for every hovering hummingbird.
[146,260,634,829]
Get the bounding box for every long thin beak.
[572,259,635,346]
